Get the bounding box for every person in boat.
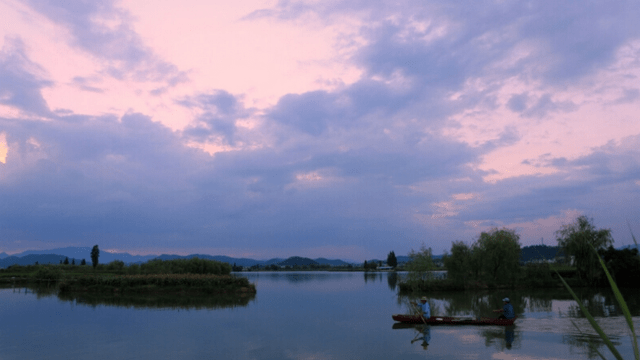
[410,297,431,319]
[493,297,515,320]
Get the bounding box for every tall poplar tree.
[91,245,100,269]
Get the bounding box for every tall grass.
[557,241,639,360]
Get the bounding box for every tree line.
[403,215,640,290]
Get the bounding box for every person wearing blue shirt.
[493,297,515,319]
[410,297,431,319]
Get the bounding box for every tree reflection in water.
[363,272,381,283]
[562,329,623,359]
[1,283,255,310]
[57,291,256,310]
[387,272,398,291]
[480,325,518,351]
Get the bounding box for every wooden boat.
[392,314,516,326]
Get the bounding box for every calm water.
[1,272,639,359]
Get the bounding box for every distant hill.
[6,247,158,264]
[263,258,286,265]
[520,245,562,262]
[0,246,409,269]
[0,254,78,268]
[314,258,349,266]
[278,257,319,266]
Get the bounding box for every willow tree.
[556,216,613,285]
[475,228,521,285]
[406,244,434,281]
[443,241,472,285]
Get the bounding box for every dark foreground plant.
[557,242,639,360]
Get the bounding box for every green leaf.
[556,271,625,360]
[592,244,640,360]
[570,319,607,360]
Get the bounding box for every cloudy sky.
[1,0,640,260]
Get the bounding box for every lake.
[1,271,639,359]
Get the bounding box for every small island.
[0,248,256,296]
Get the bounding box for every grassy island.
[0,257,256,295]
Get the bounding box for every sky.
[1,0,640,260]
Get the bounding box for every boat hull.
[392,314,516,326]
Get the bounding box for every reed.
[556,242,639,360]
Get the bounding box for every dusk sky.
[1,0,640,260]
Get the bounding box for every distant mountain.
[314,258,349,266]
[0,246,402,269]
[263,258,286,265]
[278,256,319,266]
[7,247,158,264]
[520,245,562,262]
[0,254,77,268]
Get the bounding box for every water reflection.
[391,323,433,351]
[387,272,399,291]
[410,325,431,350]
[1,283,255,310]
[2,283,58,299]
[398,287,640,320]
[2,272,639,360]
[398,291,526,320]
[57,291,255,310]
[563,331,623,359]
[480,325,519,351]
[363,272,381,283]
[243,271,345,284]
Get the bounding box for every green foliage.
[557,243,639,360]
[556,216,613,285]
[362,260,378,271]
[387,251,398,268]
[81,259,86,266]
[475,228,521,285]
[443,241,471,285]
[106,260,126,273]
[34,266,63,281]
[599,246,640,288]
[91,245,100,269]
[522,263,556,288]
[406,244,434,281]
[139,257,231,275]
[127,263,141,275]
[63,257,69,265]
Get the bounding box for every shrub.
[106,260,125,272]
[34,266,63,281]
